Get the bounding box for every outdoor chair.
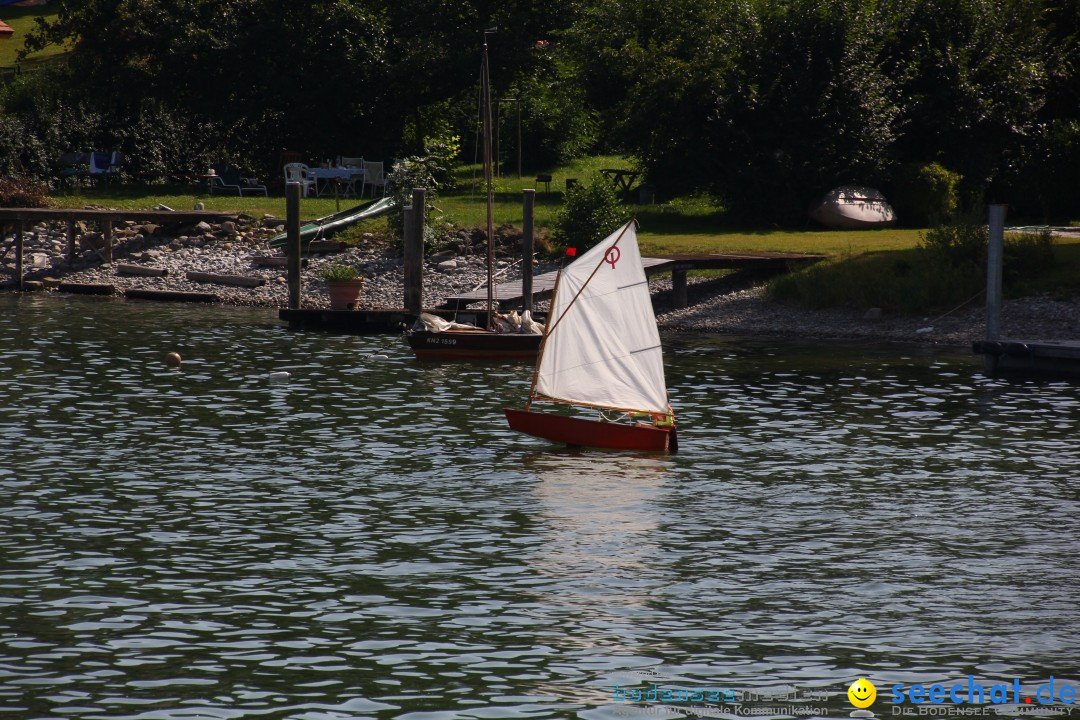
[284,162,317,198]
[363,161,386,197]
[88,151,123,187]
[338,156,364,169]
[54,152,90,190]
[208,163,268,196]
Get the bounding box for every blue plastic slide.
[268,196,394,249]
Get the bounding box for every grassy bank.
[768,234,1080,314]
[46,152,925,258]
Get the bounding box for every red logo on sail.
[604,246,621,269]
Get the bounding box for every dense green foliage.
[891,162,962,227]
[553,178,630,250]
[2,0,1078,222]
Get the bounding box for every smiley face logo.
[848,678,877,708]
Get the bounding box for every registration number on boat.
[426,337,457,345]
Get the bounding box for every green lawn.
[0,5,66,71]
[46,153,928,258]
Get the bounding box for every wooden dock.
[442,252,823,311]
[1,207,239,290]
[973,340,1080,379]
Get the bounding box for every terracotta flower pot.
[326,278,364,310]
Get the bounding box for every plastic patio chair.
[363,161,386,197]
[284,163,317,198]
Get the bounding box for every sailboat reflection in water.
[505,220,678,453]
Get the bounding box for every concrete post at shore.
[522,189,534,313]
[286,182,302,309]
[984,204,1007,373]
[14,220,23,291]
[404,188,425,315]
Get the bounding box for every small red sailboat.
[504,220,678,453]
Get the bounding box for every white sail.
[533,221,668,414]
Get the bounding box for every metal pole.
[286,181,302,309]
[517,99,522,179]
[522,189,534,313]
[986,204,1006,345]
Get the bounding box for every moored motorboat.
[406,30,544,362]
[407,313,542,361]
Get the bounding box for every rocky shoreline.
[3,212,1078,346]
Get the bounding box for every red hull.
[504,408,676,453]
[408,329,541,361]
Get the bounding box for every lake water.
[1,294,1078,720]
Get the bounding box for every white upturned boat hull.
[810,186,896,229]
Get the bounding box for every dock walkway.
[443,252,824,311]
[0,207,240,290]
[973,340,1080,378]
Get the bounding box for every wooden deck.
[443,252,824,311]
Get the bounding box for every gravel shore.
[4,213,1078,346]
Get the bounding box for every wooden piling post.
[66,220,76,262]
[403,188,426,315]
[672,269,688,309]
[984,204,1007,372]
[522,189,535,313]
[14,220,23,291]
[286,182,302,309]
[103,219,113,263]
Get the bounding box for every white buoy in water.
[268,371,290,382]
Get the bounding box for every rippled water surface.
[1,294,1079,720]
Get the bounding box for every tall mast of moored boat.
[482,29,496,331]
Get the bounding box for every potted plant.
[320,264,364,310]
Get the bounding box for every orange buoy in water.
[165,352,182,367]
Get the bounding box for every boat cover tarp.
[267,196,394,249]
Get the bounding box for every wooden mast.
[482,29,496,330]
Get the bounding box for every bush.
[891,162,961,227]
[553,178,630,251]
[0,177,50,207]
[385,156,440,241]
[920,215,986,267]
[422,126,461,191]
